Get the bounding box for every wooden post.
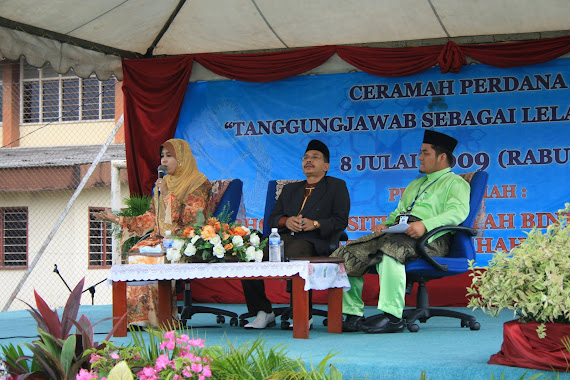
[112,281,127,337]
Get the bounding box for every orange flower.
[222,232,231,241]
[207,217,222,231]
[183,227,195,238]
[201,225,217,240]
[222,223,230,231]
[231,226,248,237]
[224,243,233,251]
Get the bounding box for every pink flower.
[191,363,203,373]
[110,352,120,360]
[137,367,158,380]
[177,334,190,344]
[76,369,97,380]
[202,365,212,377]
[154,354,172,371]
[89,353,101,363]
[189,338,205,347]
[182,367,193,377]
[163,330,176,341]
[159,339,176,351]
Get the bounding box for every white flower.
[245,246,256,262]
[249,233,260,247]
[184,243,197,257]
[232,235,244,247]
[254,249,263,263]
[191,235,200,244]
[213,243,226,258]
[166,248,181,263]
[209,235,221,245]
[172,238,185,250]
[241,226,251,235]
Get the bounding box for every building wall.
[19,121,117,147]
[0,185,130,311]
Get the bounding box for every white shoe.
[244,311,276,329]
[289,317,313,329]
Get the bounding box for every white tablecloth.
[107,261,350,291]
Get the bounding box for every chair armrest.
[328,230,348,254]
[415,226,477,272]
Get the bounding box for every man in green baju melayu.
[331,130,470,334]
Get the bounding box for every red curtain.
[122,55,194,195]
[122,35,570,196]
[195,46,336,82]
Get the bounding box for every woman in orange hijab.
[95,138,211,327]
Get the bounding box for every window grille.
[1,207,28,268]
[20,60,115,124]
[88,207,113,268]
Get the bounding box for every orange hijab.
[160,139,207,200]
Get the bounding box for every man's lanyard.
[405,171,450,213]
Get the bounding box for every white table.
[108,261,349,339]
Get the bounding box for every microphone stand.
[53,264,106,305]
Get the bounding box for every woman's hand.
[155,178,169,195]
[94,209,119,224]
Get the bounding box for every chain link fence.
[0,57,129,311]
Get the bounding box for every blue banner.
[175,59,570,267]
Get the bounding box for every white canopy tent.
[1,0,569,80]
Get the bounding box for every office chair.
[178,179,243,326]
[238,179,347,329]
[401,170,488,332]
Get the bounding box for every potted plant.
[467,203,570,371]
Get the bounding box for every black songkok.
[423,130,458,152]
[305,139,330,161]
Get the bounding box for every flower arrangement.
[165,210,267,264]
[83,330,212,380]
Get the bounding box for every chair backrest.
[447,171,488,260]
[209,179,243,224]
[262,179,303,234]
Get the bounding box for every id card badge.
[399,215,409,225]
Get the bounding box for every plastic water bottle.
[162,230,173,252]
[268,228,281,262]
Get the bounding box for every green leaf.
[60,335,76,375]
[106,360,134,380]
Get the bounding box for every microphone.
[157,165,166,179]
[157,165,166,195]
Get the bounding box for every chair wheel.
[323,318,328,326]
[281,320,290,330]
[216,315,225,324]
[230,317,238,327]
[461,320,468,328]
[239,319,248,327]
[469,321,481,331]
[407,323,420,332]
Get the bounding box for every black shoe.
[360,315,405,334]
[342,314,365,332]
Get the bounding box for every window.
[21,60,115,124]
[0,207,28,268]
[88,207,113,268]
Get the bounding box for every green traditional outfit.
[331,167,470,318]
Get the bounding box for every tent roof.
[1,0,569,80]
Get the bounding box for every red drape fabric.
[195,46,336,82]
[462,35,570,68]
[122,36,570,196]
[489,320,570,371]
[336,45,443,77]
[122,55,194,195]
